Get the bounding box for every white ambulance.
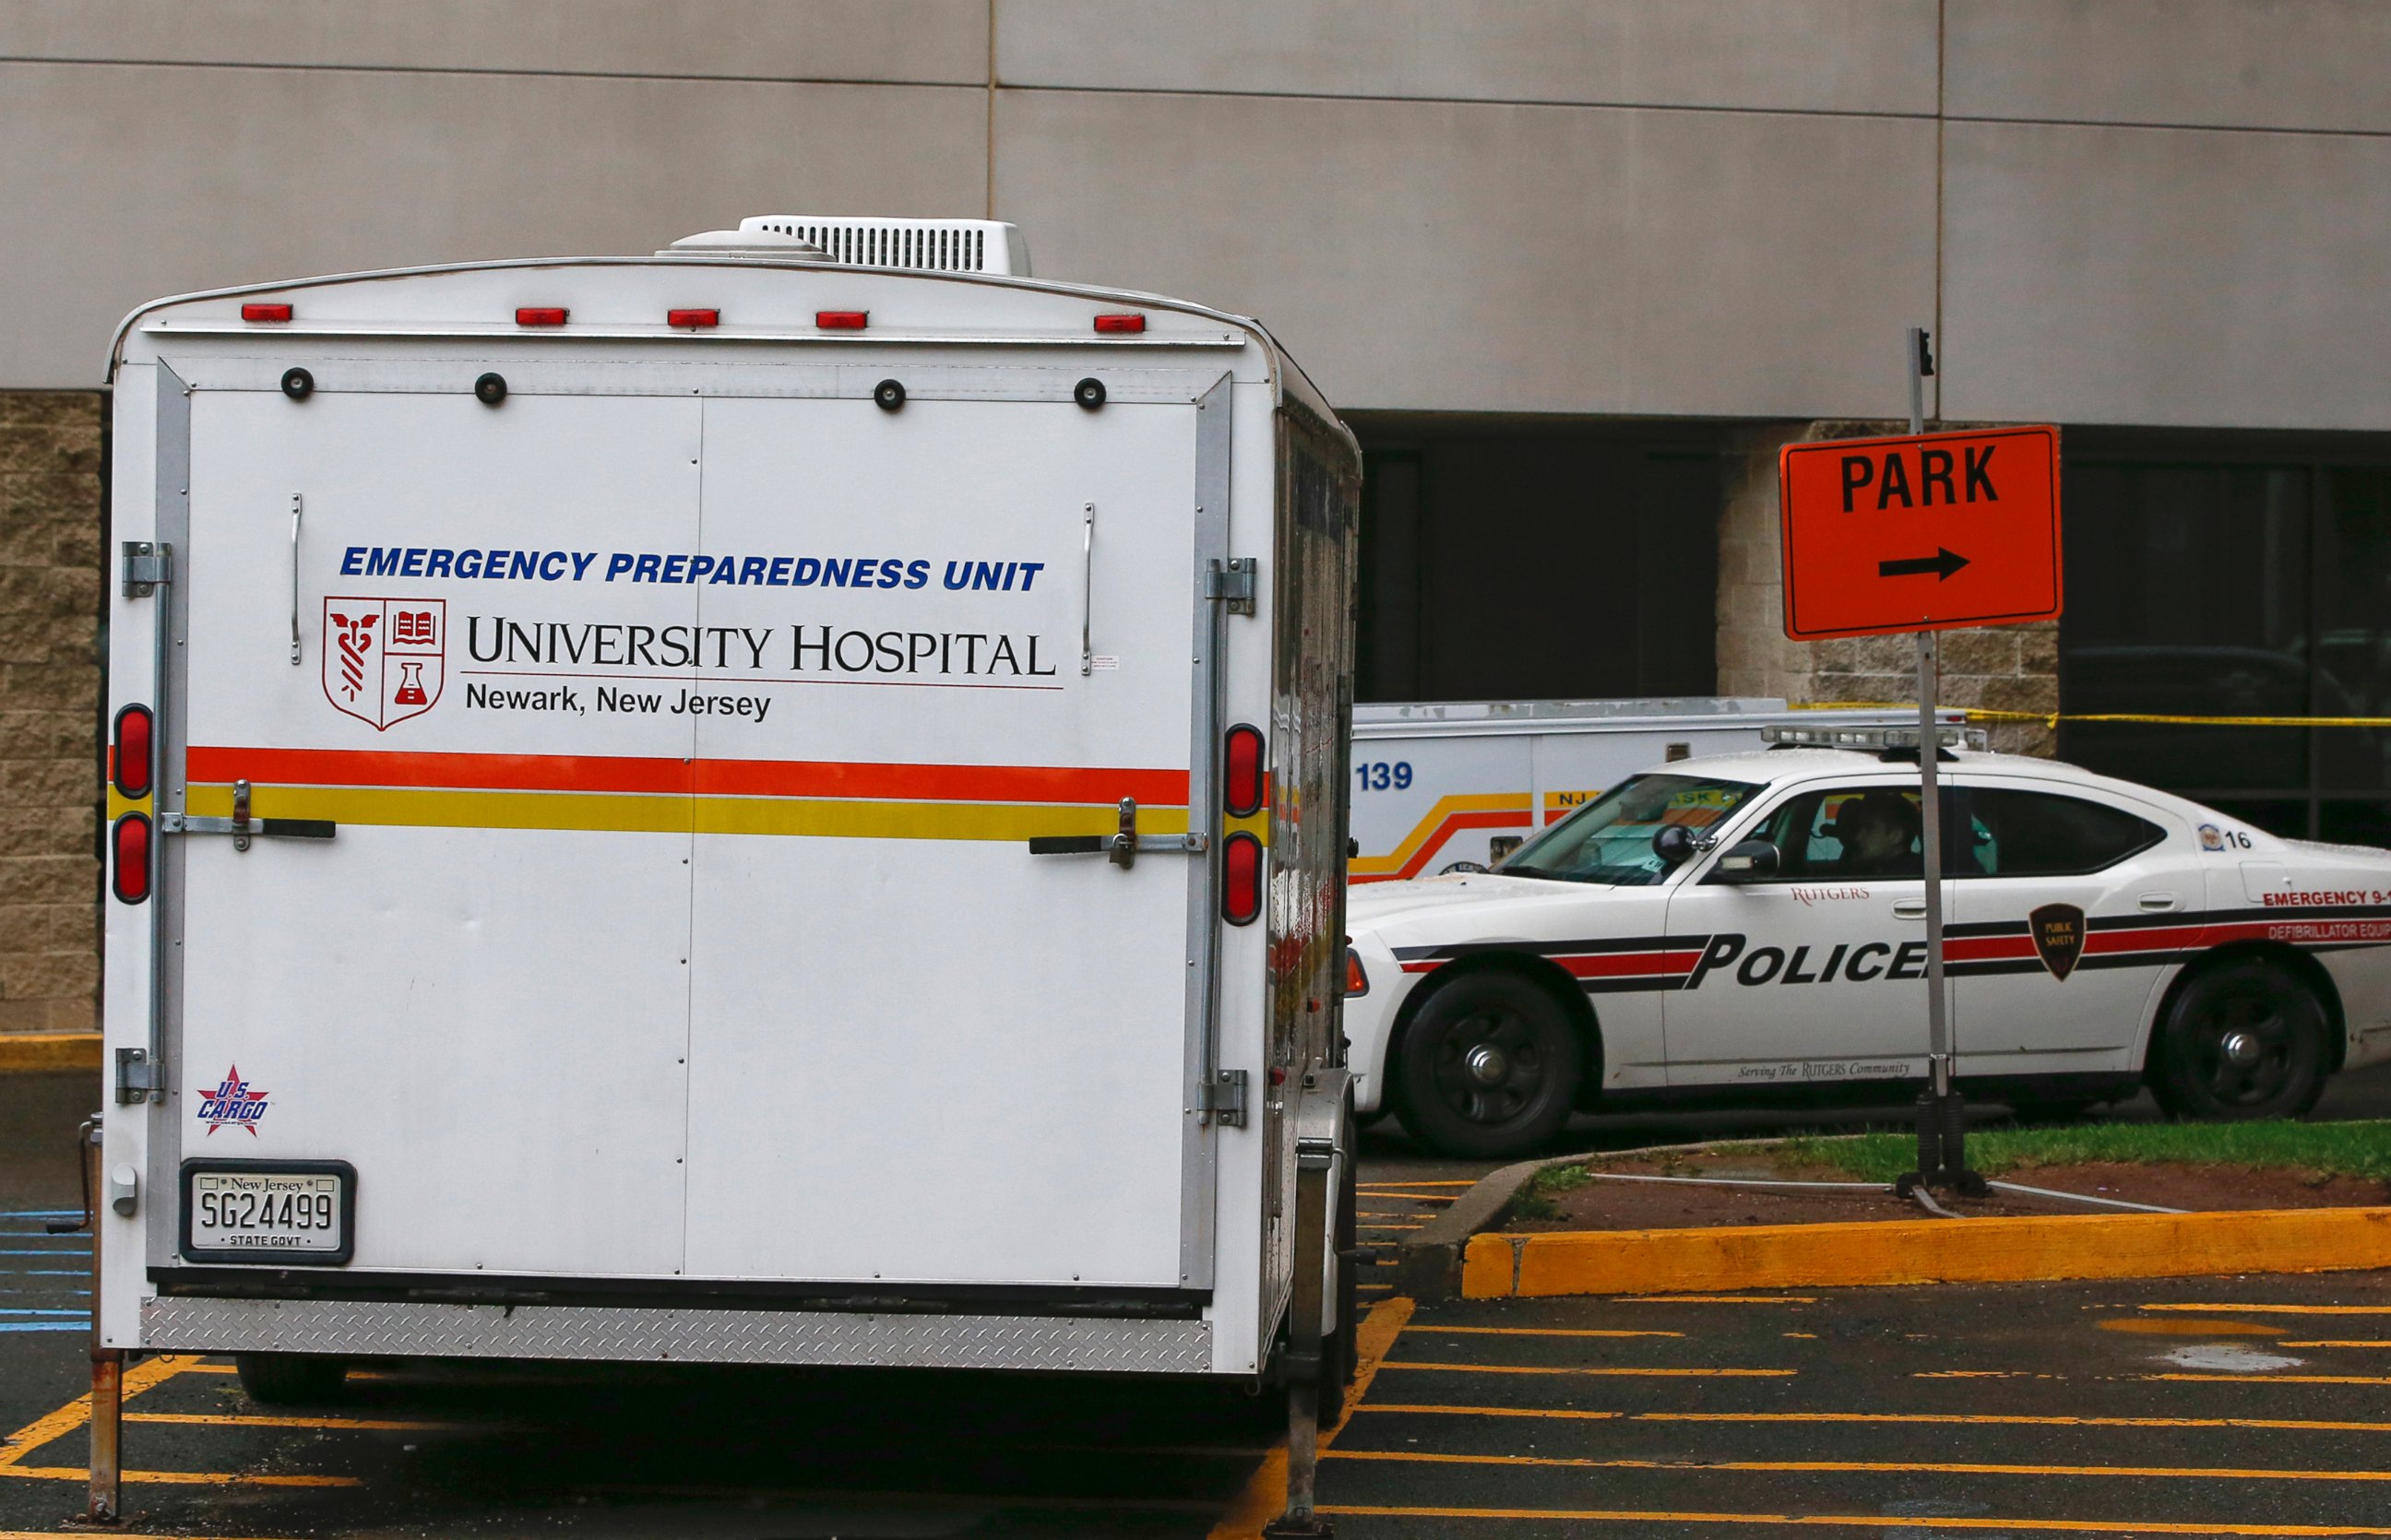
[95,217,1362,1522]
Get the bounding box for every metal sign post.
[1775,341,2061,1196]
[1900,329,1979,1197]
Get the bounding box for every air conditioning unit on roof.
[736,216,1029,278]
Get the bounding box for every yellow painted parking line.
[2283,1342,2391,1349]
[2155,1374,2391,1386]
[1358,1211,1416,1218]
[1355,1404,2391,1433]
[1362,1223,1426,1231]
[0,1353,208,1468]
[1379,1360,1791,1379]
[1627,1295,1818,1304]
[181,1362,238,1373]
[604,1481,1218,1512]
[1325,1447,2391,1483]
[125,1411,471,1432]
[2101,1318,2288,1336]
[2142,1304,2391,1316]
[1316,1502,2391,1534]
[0,1465,358,1487]
[1405,1325,1683,1340]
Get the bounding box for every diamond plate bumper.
[143,1296,1216,1373]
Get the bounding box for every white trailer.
[93,217,1362,1530]
[1350,698,1963,884]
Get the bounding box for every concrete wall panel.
[995,89,1936,419]
[0,0,989,85]
[0,63,986,388]
[999,0,1937,116]
[1946,0,2391,134]
[1941,121,2391,432]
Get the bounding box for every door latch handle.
[1026,797,1207,867]
[2138,894,2180,911]
[1892,897,1928,919]
[159,780,336,850]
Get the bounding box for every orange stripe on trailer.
[186,745,1189,806]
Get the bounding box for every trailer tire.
[1392,971,1581,1158]
[235,1353,348,1405]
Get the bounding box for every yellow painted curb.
[1463,1207,2391,1298]
[0,1033,101,1073]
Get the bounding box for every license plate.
[181,1161,354,1265]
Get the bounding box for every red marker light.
[668,309,720,329]
[241,302,292,323]
[815,310,869,330]
[1222,832,1263,927]
[112,814,151,905]
[112,705,152,800]
[515,307,568,326]
[1094,313,1146,335]
[1344,947,1369,998]
[1223,723,1265,817]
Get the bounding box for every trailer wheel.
[234,1353,348,1405]
[1393,971,1581,1158]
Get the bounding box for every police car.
[1343,725,2391,1157]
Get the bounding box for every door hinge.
[116,1046,163,1105]
[1204,1068,1249,1128]
[121,541,172,598]
[1205,557,1255,616]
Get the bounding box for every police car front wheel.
[1393,973,1582,1158]
[2148,958,2329,1121]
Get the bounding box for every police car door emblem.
[323,597,444,729]
[2030,903,2086,980]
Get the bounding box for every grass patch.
[1755,1121,2391,1185]
[1505,1162,1594,1223]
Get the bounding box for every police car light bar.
[1761,723,1990,752]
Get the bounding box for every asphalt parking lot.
[6,1064,2390,1537]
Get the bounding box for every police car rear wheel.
[1394,973,1581,1158]
[2149,959,2329,1121]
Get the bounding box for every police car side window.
[1958,788,2165,878]
[1753,787,1925,881]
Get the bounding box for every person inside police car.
[1827,789,1920,877]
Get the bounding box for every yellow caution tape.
[1798,702,2391,730]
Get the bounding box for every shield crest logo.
[2029,903,2086,981]
[322,597,444,730]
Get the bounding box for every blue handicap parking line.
[0,1250,89,1257]
[0,1322,90,1333]
[8,1271,88,1277]
[0,1211,85,1219]
[0,1308,88,1316]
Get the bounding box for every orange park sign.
[1778,425,2061,641]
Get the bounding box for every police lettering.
[1683,932,1934,989]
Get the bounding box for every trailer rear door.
[169,384,702,1278]
[680,386,1227,1292]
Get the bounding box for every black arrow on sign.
[1877,547,1970,580]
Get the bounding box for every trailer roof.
[109,254,1353,458]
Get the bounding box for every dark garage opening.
[2059,430,2391,844]
[1350,418,1721,704]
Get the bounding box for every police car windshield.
[1498,774,1760,885]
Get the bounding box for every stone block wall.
[1716,421,2057,757]
[0,392,103,1035]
